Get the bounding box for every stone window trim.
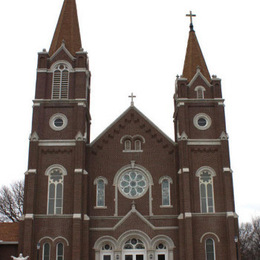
[159,176,173,208]
[113,162,154,216]
[49,113,68,131]
[193,113,212,130]
[120,135,145,152]
[195,86,206,99]
[196,166,216,214]
[45,165,67,215]
[50,61,73,100]
[94,177,108,209]
[93,232,175,260]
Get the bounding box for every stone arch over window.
[120,135,145,152]
[195,86,206,99]
[196,167,216,213]
[94,177,108,208]
[159,176,173,207]
[94,232,175,260]
[113,162,154,216]
[50,61,73,99]
[38,236,69,260]
[45,165,67,215]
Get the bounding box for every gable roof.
[0,223,19,243]
[49,0,82,57]
[90,105,175,147]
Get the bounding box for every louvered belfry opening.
[52,64,69,99]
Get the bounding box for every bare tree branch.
[0,180,24,222]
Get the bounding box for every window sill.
[160,205,173,208]
[94,206,107,209]
[123,150,143,153]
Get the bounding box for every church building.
[16,0,239,259]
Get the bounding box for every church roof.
[49,0,82,56]
[182,28,211,82]
[90,105,175,147]
[0,222,19,242]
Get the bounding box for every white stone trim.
[73,214,81,219]
[24,169,37,175]
[24,214,34,219]
[193,113,212,130]
[200,232,220,243]
[38,140,76,146]
[39,236,69,246]
[49,113,68,131]
[223,168,233,173]
[187,139,221,145]
[84,214,90,221]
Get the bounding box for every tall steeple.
[182,19,211,82]
[49,0,82,56]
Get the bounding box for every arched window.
[205,238,215,260]
[43,243,50,260]
[125,140,131,151]
[56,243,64,260]
[123,238,145,249]
[135,140,142,150]
[159,176,173,207]
[195,86,205,99]
[46,165,67,215]
[52,63,69,99]
[94,177,108,208]
[197,167,215,213]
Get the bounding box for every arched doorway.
[122,238,146,260]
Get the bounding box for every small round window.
[49,113,68,131]
[193,113,211,130]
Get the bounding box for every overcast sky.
[1,0,259,224]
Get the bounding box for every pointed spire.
[182,23,211,82]
[49,0,82,57]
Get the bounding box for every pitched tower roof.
[182,26,211,82]
[49,0,82,56]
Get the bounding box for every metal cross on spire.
[186,11,196,31]
[128,93,136,107]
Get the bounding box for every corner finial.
[128,92,136,107]
[186,11,196,31]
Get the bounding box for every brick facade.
[13,0,240,259]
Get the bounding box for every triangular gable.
[187,68,212,88]
[90,105,175,147]
[90,206,177,231]
[49,42,75,61]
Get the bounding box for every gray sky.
[1,0,259,223]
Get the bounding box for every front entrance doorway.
[124,253,144,260]
[123,239,146,260]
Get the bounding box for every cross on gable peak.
[128,92,136,107]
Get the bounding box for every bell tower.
[174,13,239,259]
[19,0,91,259]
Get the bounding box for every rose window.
[119,170,148,199]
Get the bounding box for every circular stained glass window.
[193,113,211,130]
[49,113,68,131]
[119,170,148,199]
